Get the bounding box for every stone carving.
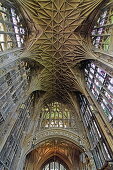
[25,128,89,155]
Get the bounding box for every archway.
[24,138,92,170]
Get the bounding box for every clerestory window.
[0,1,25,52]
[79,94,113,169]
[85,62,113,123]
[91,2,113,51]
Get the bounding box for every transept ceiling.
[13,0,106,104]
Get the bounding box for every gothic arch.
[24,128,89,156]
[34,152,71,170]
[24,136,90,170]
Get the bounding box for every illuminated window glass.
[42,156,68,170]
[91,3,113,51]
[0,93,34,169]
[39,102,76,130]
[79,94,113,169]
[85,62,113,122]
[0,1,25,52]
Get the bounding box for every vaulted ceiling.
[14,0,105,104]
[25,138,82,169]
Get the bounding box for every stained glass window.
[42,156,68,170]
[0,1,25,52]
[85,62,113,123]
[39,102,76,130]
[0,93,34,169]
[91,3,113,51]
[79,94,113,169]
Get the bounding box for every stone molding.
[24,128,89,155]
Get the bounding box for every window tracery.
[0,93,34,170]
[0,1,25,52]
[39,102,76,130]
[79,94,113,169]
[85,62,113,123]
[42,156,68,170]
[91,3,113,51]
[0,60,30,123]
[0,0,113,169]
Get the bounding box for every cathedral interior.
[0,0,113,169]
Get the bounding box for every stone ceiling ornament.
[14,0,104,104]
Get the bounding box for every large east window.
[38,102,76,130]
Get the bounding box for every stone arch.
[25,128,89,155]
[17,129,93,170]
[36,152,72,170]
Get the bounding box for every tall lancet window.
[38,102,76,130]
[0,1,25,52]
[79,94,113,169]
[0,1,28,123]
[91,2,113,51]
[85,62,113,123]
